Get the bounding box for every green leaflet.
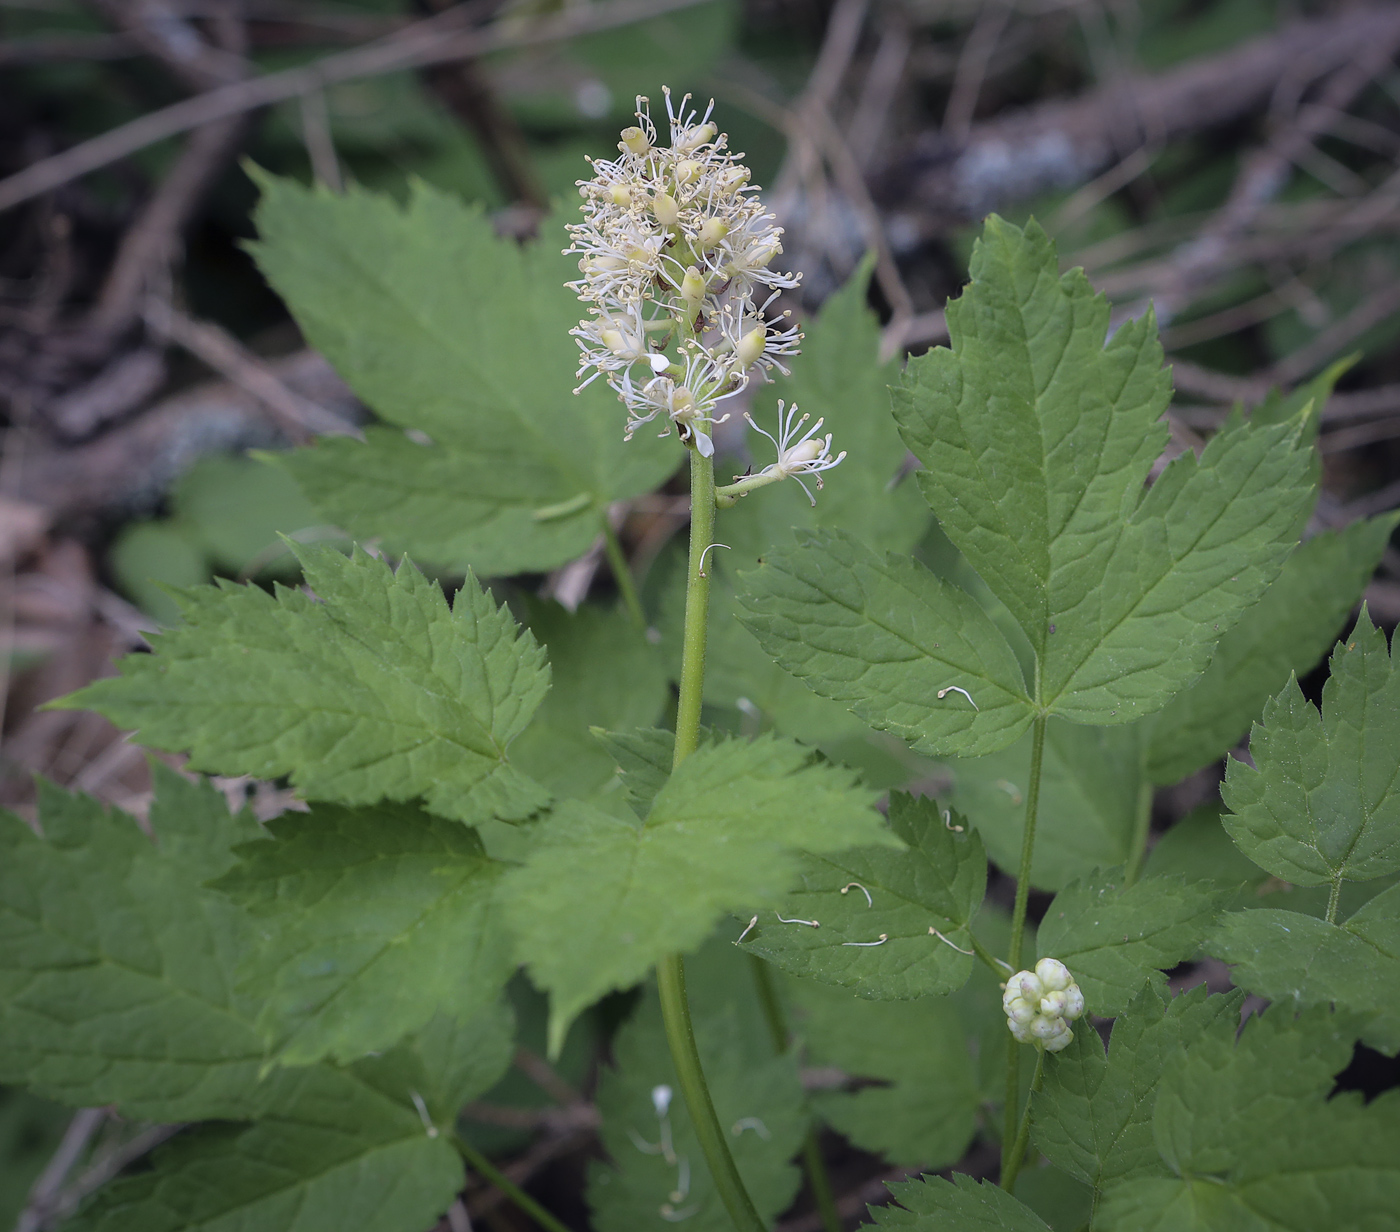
[1033,985,1242,1193]
[1148,514,1397,785]
[1222,610,1400,887]
[511,600,669,799]
[62,544,551,826]
[949,719,1148,891]
[250,175,677,575]
[736,528,1034,757]
[867,1174,1051,1230]
[739,793,986,999]
[1208,884,1400,1053]
[791,979,980,1169]
[1095,1008,1400,1232]
[589,986,805,1232]
[1037,871,1225,1017]
[892,217,1315,726]
[723,256,930,560]
[500,734,890,1053]
[214,803,515,1067]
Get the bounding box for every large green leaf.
[250,175,677,575]
[589,985,805,1232]
[739,792,985,999]
[1096,1008,1400,1231]
[1148,514,1397,784]
[791,979,980,1169]
[62,544,550,826]
[1222,610,1400,889]
[892,216,1315,726]
[1037,871,1225,1017]
[1208,884,1400,1053]
[500,734,888,1051]
[948,719,1147,891]
[1033,985,1241,1193]
[215,804,514,1067]
[867,1174,1051,1230]
[736,528,1033,757]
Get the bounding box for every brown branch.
[0,0,712,213]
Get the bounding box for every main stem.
[656,447,767,1232]
[1000,712,1047,1185]
[999,1047,1045,1194]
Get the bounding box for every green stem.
[601,515,645,630]
[1327,876,1343,926]
[715,469,784,508]
[656,446,767,1232]
[1002,712,1047,1182]
[971,933,1013,978]
[452,1134,574,1232]
[999,1047,1045,1193]
[748,958,842,1232]
[1123,776,1153,888]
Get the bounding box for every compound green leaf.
[1222,609,1400,887]
[214,804,514,1067]
[739,792,985,999]
[500,735,888,1052]
[1037,872,1225,1017]
[1208,884,1400,1053]
[1094,1008,1400,1232]
[1033,985,1241,1192]
[251,176,677,575]
[589,989,805,1232]
[1148,514,1397,784]
[867,1174,1051,1230]
[511,601,669,799]
[724,256,929,559]
[737,528,1033,757]
[62,544,551,827]
[893,216,1315,727]
[791,978,980,1169]
[948,718,1148,891]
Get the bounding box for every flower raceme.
[566,89,840,494]
[1001,958,1086,1052]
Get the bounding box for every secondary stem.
[1001,712,1047,1184]
[600,514,646,630]
[749,957,842,1232]
[1123,776,1154,888]
[452,1134,574,1232]
[999,1047,1045,1193]
[657,447,767,1232]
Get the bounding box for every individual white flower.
[743,401,847,505]
[1002,958,1086,1053]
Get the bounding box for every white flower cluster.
[1002,958,1086,1052]
[566,89,822,466]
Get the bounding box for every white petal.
[648,353,671,374]
[694,430,714,457]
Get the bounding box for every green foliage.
[500,734,888,1052]
[63,543,551,826]
[1222,609,1400,887]
[250,176,677,575]
[1209,884,1400,1053]
[737,528,1034,757]
[739,792,985,999]
[1037,871,1226,1016]
[868,1174,1050,1230]
[791,979,980,1169]
[215,803,514,1067]
[891,217,1315,726]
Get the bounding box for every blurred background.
[4,0,1400,1224]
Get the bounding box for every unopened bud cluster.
[1002,958,1085,1052]
[566,89,828,474]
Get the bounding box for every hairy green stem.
[1001,712,1048,1182]
[1123,776,1154,888]
[452,1134,574,1232]
[600,515,645,630]
[748,957,842,1232]
[1327,876,1343,925]
[999,1047,1045,1193]
[657,447,767,1232]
